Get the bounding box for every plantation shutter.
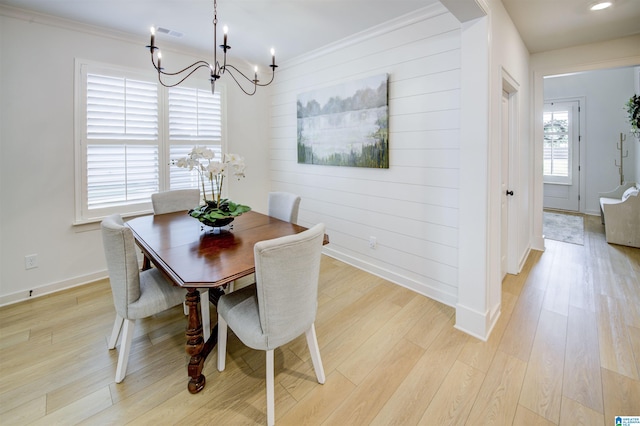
[543,109,569,178]
[75,61,227,223]
[85,74,159,209]
[168,87,222,191]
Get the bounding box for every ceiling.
[1,0,639,66]
[501,0,640,53]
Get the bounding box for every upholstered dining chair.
[101,214,185,383]
[217,223,326,426]
[268,191,301,224]
[219,191,302,296]
[145,189,201,270]
[150,188,211,341]
[151,188,200,215]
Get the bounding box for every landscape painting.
[297,74,389,168]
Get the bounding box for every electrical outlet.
[25,254,38,270]
[368,236,377,249]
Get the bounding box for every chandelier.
[146,0,277,95]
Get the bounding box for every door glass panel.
[543,104,573,185]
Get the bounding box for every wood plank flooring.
[1,214,639,425]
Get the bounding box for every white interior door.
[501,91,510,279]
[543,100,580,211]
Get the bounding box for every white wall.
[0,7,270,304]
[456,0,532,338]
[225,77,272,214]
[266,0,531,341]
[269,4,462,306]
[456,0,531,339]
[489,0,532,273]
[456,13,491,338]
[544,67,637,214]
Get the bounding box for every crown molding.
[0,4,207,58]
[282,2,450,68]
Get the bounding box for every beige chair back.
[268,191,301,223]
[151,189,200,214]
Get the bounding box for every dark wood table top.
[126,210,325,288]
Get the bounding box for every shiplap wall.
[268,4,462,306]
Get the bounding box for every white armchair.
[599,182,640,248]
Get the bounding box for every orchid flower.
[172,146,247,206]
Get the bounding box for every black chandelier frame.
[146,0,277,95]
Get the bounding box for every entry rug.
[543,212,584,245]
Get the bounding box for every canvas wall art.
[297,74,389,168]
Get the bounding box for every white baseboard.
[454,301,500,341]
[0,270,108,307]
[518,246,532,273]
[322,247,457,308]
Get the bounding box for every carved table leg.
[185,288,205,393]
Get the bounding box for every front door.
[543,100,580,211]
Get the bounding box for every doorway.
[543,100,581,212]
[501,72,519,279]
[501,90,510,279]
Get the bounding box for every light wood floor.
[1,215,639,425]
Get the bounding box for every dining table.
[125,210,327,393]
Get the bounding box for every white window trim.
[73,58,226,224]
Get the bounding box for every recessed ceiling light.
[589,1,613,11]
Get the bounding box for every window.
[167,87,222,191]
[75,61,223,223]
[543,110,569,177]
[543,101,578,185]
[85,73,160,211]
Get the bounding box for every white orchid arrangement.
[173,146,250,222]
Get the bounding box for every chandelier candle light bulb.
[146,0,277,95]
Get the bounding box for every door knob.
[506,190,514,196]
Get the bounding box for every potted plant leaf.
[626,94,640,137]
